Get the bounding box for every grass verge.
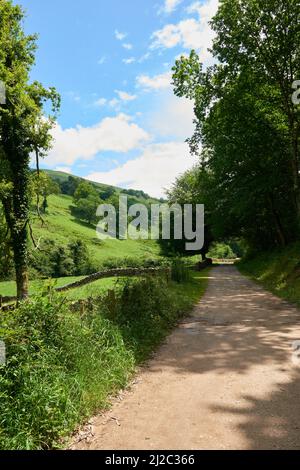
[0,268,209,450]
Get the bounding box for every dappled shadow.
[149,266,300,376]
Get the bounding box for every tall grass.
[0,269,208,450]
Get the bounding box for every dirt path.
[72,266,300,450]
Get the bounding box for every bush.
[0,270,206,450]
[207,242,237,260]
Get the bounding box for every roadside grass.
[0,268,209,450]
[238,242,300,306]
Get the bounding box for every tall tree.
[0,0,60,299]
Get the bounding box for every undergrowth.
[0,266,209,450]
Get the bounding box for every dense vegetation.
[0,268,209,450]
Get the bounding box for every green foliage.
[60,175,80,196]
[0,0,60,298]
[0,205,13,280]
[71,181,101,225]
[27,193,161,269]
[71,196,100,225]
[161,167,213,259]
[0,270,208,449]
[73,181,99,203]
[68,240,91,276]
[208,242,237,260]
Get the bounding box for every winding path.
[73,266,300,450]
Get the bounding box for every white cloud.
[122,57,136,64]
[86,141,197,198]
[152,24,181,48]
[122,43,133,50]
[115,90,137,102]
[151,0,219,62]
[115,29,127,41]
[98,56,106,65]
[44,114,149,167]
[162,0,183,14]
[95,98,107,107]
[136,71,172,90]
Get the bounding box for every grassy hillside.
[31,193,161,265]
[0,172,164,295]
[238,242,300,306]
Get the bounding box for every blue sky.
[18,0,218,197]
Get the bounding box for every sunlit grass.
[238,242,300,306]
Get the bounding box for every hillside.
[31,190,161,267]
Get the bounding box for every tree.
[71,196,100,225]
[73,181,99,203]
[0,0,60,299]
[60,175,80,196]
[0,202,13,280]
[71,181,101,225]
[69,240,91,275]
[172,0,299,251]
